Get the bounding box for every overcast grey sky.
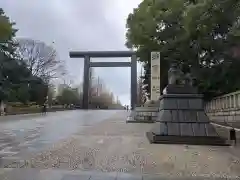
[1,0,142,105]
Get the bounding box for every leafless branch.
[15,38,66,83]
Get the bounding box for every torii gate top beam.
[69,50,138,110]
[69,50,136,58]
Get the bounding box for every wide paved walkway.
[0,110,118,161]
[0,111,240,179]
[1,168,239,180]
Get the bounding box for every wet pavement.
[1,169,239,180]
[0,110,240,179]
[0,110,119,166]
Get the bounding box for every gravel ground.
[7,112,240,178]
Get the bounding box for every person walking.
[42,104,47,115]
[0,101,5,116]
[230,128,237,146]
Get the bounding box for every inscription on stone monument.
[151,52,160,100]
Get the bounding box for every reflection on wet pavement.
[1,110,240,179]
[0,110,119,167]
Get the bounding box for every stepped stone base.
[126,101,159,123]
[126,110,156,123]
[126,119,155,123]
[127,106,158,123]
[146,89,229,146]
[165,84,198,94]
[146,131,229,146]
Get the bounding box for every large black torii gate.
[69,51,137,110]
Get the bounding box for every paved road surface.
[0,110,119,166]
[1,110,240,179]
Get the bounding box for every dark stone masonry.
[146,64,229,146]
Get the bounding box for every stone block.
[171,110,178,122]
[180,123,193,136]
[128,117,155,123]
[157,110,172,122]
[197,112,209,122]
[136,107,158,112]
[157,110,164,120]
[165,84,198,94]
[178,110,185,122]
[167,123,180,136]
[152,112,158,117]
[159,99,164,109]
[146,132,228,146]
[182,111,198,122]
[189,111,198,122]
[205,124,218,137]
[189,98,203,109]
[177,99,189,109]
[161,99,177,109]
[192,123,206,136]
[159,122,168,135]
[149,107,159,111]
[184,111,191,122]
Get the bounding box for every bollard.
[230,128,237,145]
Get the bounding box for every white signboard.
[151,52,161,100]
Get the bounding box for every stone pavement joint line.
[1,169,240,180]
[1,112,240,178]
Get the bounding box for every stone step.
[126,119,155,123]
[134,115,158,118]
[134,117,156,122]
[126,115,155,123]
[146,132,229,146]
[134,112,158,117]
[135,115,158,118]
[135,107,159,112]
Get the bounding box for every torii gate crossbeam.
[69,50,137,109]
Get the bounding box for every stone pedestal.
[146,92,229,146]
[126,100,159,123]
[165,84,198,94]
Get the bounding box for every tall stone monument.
[126,52,161,123]
[146,63,228,146]
[150,52,161,101]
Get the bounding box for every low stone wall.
[207,110,240,128]
[127,105,159,123]
[134,110,158,121]
[212,123,240,143]
[205,90,240,128]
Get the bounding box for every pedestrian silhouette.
[230,128,237,145]
[42,104,47,115]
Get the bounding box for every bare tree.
[16,38,66,83]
